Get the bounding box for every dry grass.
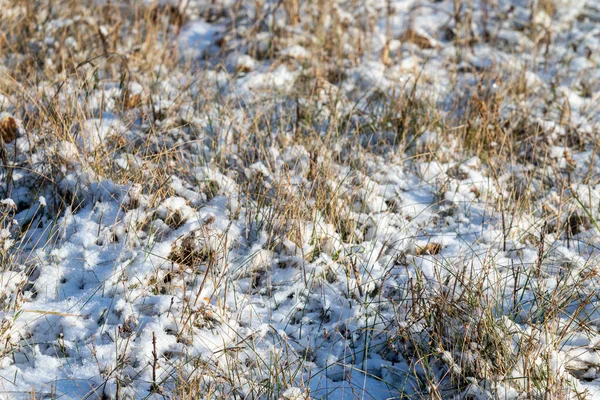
[0,0,598,398]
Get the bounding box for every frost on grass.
[0,0,599,398]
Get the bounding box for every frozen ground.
[0,0,599,398]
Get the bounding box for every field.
[0,0,599,398]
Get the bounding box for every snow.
[77,116,129,153]
[0,0,599,398]
[178,20,219,59]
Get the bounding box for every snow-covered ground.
[0,0,599,398]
